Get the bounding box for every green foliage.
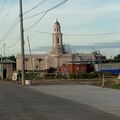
[111,84,120,89]
[97,72,113,77]
[69,73,76,79]
[114,54,120,60]
[25,72,35,80]
[8,55,16,61]
[113,54,120,62]
[17,71,98,80]
[70,73,97,79]
[17,71,42,80]
[44,73,56,79]
[2,55,16,62]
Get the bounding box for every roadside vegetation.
[111,84,120,89]
[17,71,100,80]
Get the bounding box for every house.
[0,59,15,80]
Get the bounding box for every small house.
[0,59,16,80]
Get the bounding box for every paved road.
[0,81,120,120]
[30,85,120,117]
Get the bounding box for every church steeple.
[52,19,63,54]
[54,19,61,33]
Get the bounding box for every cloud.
[31,41,120,53]
[93,42,120,49]
[2,0,120,57]
[71,41,120,50]
[32,46,51,52]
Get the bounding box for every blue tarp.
[100,69,120,75]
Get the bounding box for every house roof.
[0,59,15,64]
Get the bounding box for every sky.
[1,0,120,58]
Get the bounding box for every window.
[57,37,59,43]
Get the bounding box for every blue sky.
[0,0,120,58]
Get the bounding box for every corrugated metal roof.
[0,59,15,64]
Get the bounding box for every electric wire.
[25,0,68,31]
[0,0,8,15]
[6,37,20,48]
[24,10,46,20]
[25,12,47,31]
[24,0,49,15]
[64,32,120,36]
[0,17,19,44]
[35,31,120,36]
[25,0,68,20]
[0,0,15,27]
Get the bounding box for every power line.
[24,10,46,20]
[6,37,20,48]
[64,32,120,36]
[0,18,19,44]
[27,36,36,80]
[24,0,49,15]
[35,31,120,36]
[0,0,15,27]
[25,12,47,31]
[25,0,68,20]
[25,0,68,31]
[0,0,8,15]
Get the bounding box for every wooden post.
[102,74,105,88]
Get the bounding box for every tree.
[2,55,16,62]
[93,50,106,63]
[113,54,120,62]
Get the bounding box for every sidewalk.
[30,85,120,117]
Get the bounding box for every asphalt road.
[0,81,120,120]
[30,85,120,117]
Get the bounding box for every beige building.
[16,20,96,71]
[0,60,15,80]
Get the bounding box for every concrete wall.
[95,63,120,72]
[6,64,14,79]
[0,64,14,80]
[16,53,95,71]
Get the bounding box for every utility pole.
[19,0,25,85]
[27,36,35,80]
[3,43,5,57]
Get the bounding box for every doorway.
[3,68,7,79]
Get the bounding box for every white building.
[16,20,96,71]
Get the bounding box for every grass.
[111,84,120,89]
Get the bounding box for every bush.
[70,73,97,79]
[69,73,76,79]
[44,73,56,79]
[111,84,120,89]
[25,72,35,80]
[17,71,42,80]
